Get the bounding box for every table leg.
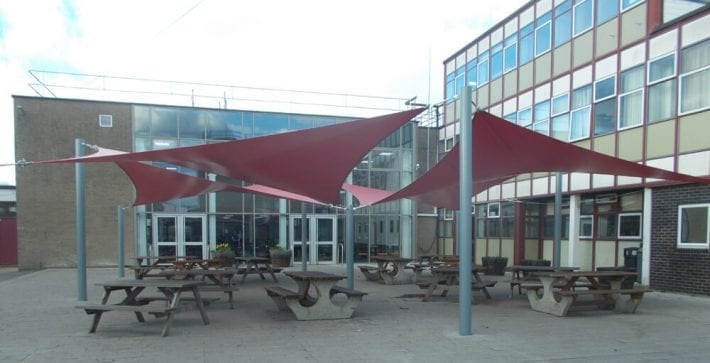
[525,276,574,316]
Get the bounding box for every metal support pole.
[117,205,125,278]
[458,85,473,336]
[346,204,354,289]
[346,174,355,289]
[75,138,87,301]
[554,172,562,272]
[301,202,308,271]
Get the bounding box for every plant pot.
[269,250,292,267]
[482,256,508,275]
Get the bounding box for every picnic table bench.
[160,268,240,309]
[265,271,367,320]
[76,279,209,337]
[417,266,496,302]
[526,271,652,316]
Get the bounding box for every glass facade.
[133,105,416,262]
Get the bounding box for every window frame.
[579,215,594,238]
[618,65,645,130]
[517,107,532,127]
[535,17,552,57]
[573,0,594,37]
[678,39,710,116]
[618,212,642,239]
[647,52,677,85]
[504,34,517,73]
[488,203,501,218]
[594,74,617,102]
[677,204,710,249]
[478,50,490,86]
[621,0,642,12]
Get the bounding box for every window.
[504,112,517,123]
[504,34,517,72]
[618,213,642,239]
[446,72,455,100]
[594,98,617,136]
[552,114,570,141]
[466,58,477,89]
[501,202,515,238]
[442,208,454,220]
[445,137,454,151]
[534,100,550,135]
[679,39,710,114]
[519,23,534,65]
[454,66,465,96]
[621,0,642,11]
[488,203,500,218]
[552,93,569,114]
[554,0,573,47]
[647,53,677,123]
[490,42,504,80]
[478,50,490,85]
[570,85,592,140]
[98,114,113,128]
[596,0,618,25]
[619,65,645,129]
[552,94,570,140]
[580,215,593,238]
[573,0,593,36]
[518,107,532,127]
[597,214,617,239]
[594,75,616,101]
[677,204,710,249]
[535,12,552,56]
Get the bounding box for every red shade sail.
[374,111,710,209]
[117,161,323,206]
[41,108,425,203]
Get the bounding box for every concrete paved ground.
[0,265,708,362]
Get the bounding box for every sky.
[0,0,528,186]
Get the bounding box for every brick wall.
[651,184,710,295]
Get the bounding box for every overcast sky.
[0,0,527,186]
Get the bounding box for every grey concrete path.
[0,265,708,362]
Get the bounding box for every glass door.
[153,214,207,259]
[290,215,337,264]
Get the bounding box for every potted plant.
[269,245,292,267]
[481,256,508,275]
[210,242,235,267]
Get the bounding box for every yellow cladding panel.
[646,120,676,158]
[618,127,643,161]
[679,110,710,153]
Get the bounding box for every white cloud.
[0,0,527,185]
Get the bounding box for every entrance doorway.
[289,215,337,264]
[152,214,207,259]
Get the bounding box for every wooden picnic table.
[234,256,279,283]
[265,271,366,320]
[76,279,210,337]
[417,265,496,302]
[507,265,579,298]
[131,256,198,278]
[371,256,413,285]
[525,270,652,316]
[159,268,240,308]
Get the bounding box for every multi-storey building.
[440,0,710,294]
[13,86,435,270]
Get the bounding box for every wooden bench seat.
[329,285,368,299]
[77,303,176,337]
[237,267,282,274]
[556,287,652,313]
[358,266,382,281]
[264,286,302,311]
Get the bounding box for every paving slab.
[0,265,708,362]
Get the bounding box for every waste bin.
[623,247,642,283]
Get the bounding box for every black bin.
[623,247,640,270]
